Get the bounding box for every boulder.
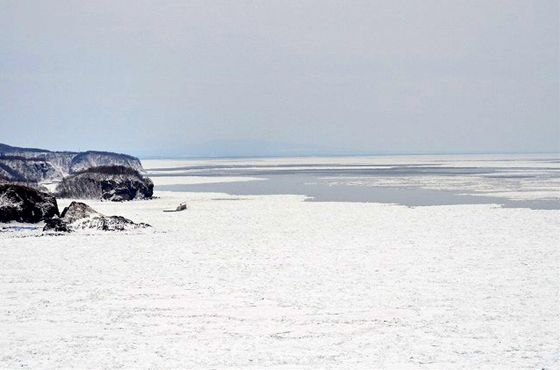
[60,201,98,223]
[43,217,71,232]
[55,166,153,201]
[43,201,150,232]
[72,215,151,231]
[0,184,59,223]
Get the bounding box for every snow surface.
[1,157,559,369]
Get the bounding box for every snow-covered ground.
[1,157,559,369]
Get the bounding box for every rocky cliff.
[69,151,143,173]
[0,143,144,182]
[0,156,60,183]
[55,166,154,201]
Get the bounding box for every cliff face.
[0,143,144,183]
[0,144,74,178]
[55,166,153,201]
[69,151,143,173]
[0,156,61,182]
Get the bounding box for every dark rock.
[100,178,153,202]
[51,201,151,232]
[43,217,71,232]
[0,184,59,223]
[55,166,153,201]
[60,201,99,223]
[72,215,151,231]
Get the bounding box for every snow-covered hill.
[0,143,143,183]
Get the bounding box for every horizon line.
[138,150,560,161]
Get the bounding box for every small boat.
[163,202,187,212]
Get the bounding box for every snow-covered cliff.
[0,156,60,182]
[69,151,143,173]
[0,143,144,183]
[55,166,153,201]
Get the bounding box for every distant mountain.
[0,143,48,153]
[0,143,144,183]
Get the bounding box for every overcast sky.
[1,0,558,157]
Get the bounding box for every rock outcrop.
[43,201,150,232]
[59,201,98,222]
[69,151,143,174]
[0,156,59,183]
[0,184,59,223]
[55,166,154,201]
[0,174,9,183]
[72,215,151,231]
[43,217,71,232]
[0,143,144,182]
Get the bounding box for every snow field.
[1,189,558,369]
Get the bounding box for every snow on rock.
[69,151,143,174]
[55,166,154,201]
[59,201,98,222]
[70,215,151,232]
[43,201,151,232]
[0,184,59,223]
[0,143,144,182]
[0,156,62,182]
